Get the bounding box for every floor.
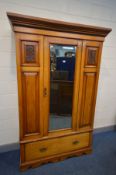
[0,131,116,175]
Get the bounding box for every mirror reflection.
[49,44,76,131]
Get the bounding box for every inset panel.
[22,71,40,136]
[21,41,39,65]
[25,44,35,62]
[87,47,97,65]
[84,41,100,67]
[79,73,96,128]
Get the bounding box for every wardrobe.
[7,12,111,170]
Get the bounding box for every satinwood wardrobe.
[7,12,111,170]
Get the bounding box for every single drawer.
[25,133,90,161]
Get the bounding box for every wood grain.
[25,133,90,161]
[15,33,44,140]
[7,12,111,37]
[7,13,111,171]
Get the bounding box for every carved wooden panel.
[85,47,99,66]
[22,71,40,137]
[79,73,96,128]
[21,41,39,65]
[25,45,35,62]
[87,48,96,65]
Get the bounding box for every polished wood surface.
[79,73,96,128]
[77,41,103,131]
[15,33,44,140]
[7,12,111,37]
[7,12,111,171]
[12,26,106,41]
[25,133,90,161]
[21,147,92,170]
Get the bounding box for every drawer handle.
[72,140,79,145]
[39,147,47,152]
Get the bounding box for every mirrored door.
[49,44,76,130]
[43,37,82,135]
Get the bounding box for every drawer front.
[25,133,90,161]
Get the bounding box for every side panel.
[22,71,40,135]
[79,73,96,127]
[15,33,44,140]
[78,41,103,130]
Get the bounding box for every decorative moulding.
[7,12,112,37]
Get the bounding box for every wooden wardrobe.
[7,12,111,170]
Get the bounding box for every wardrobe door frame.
[43,36,82,136]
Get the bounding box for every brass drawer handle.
[72,140,79,145]
[39,147,47,152]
